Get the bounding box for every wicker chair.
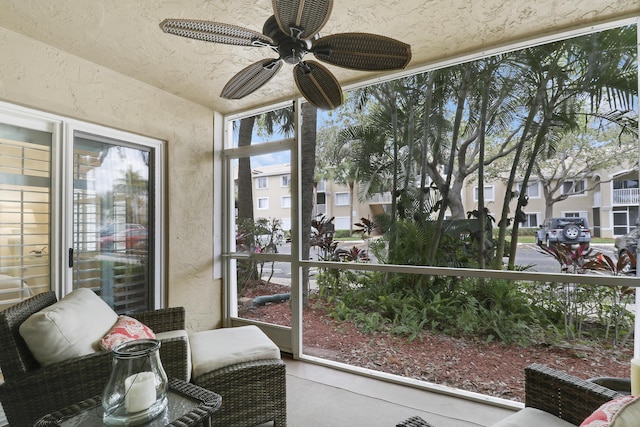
[0,291,189,426]
[490,363,627,426]
[0,291,286,427]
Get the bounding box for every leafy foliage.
[533,242,636,343]
[310,25,638,349]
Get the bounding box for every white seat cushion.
[189,325,280,379]
[491,408,577,427]
[19,288,118,366]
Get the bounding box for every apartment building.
[250,163,639,238]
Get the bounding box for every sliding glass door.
[0,120,53,310]
[71,132,155,312]
[0,104,164,312]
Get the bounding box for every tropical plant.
[583,251,637,346]
[253,218,284,283]
[535,243,597,339]
[536,242,596,274]
[536,242,636,344]
[354,217,376,253]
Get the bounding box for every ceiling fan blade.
[312,33,412,71]
[221,59,283,99]
[272,0,333,40]
[294,60,343,110]
[160,19,273,47]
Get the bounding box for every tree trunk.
[508,108,555,268]
[348,182,354,236]
[238,117,255,221]
[389,89,399,260]
[428,65,471,264]
[418,73,435,215]
[237,116,258,280]
[494,73,549,269]
[477,66,491,269]
[300,103,318,306]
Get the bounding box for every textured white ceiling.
[0,0,638,115]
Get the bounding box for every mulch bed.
[239,280,634,402]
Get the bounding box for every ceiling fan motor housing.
[263,15,312,65]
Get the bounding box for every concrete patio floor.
[281,357,519,427]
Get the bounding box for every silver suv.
[536,217,591,247]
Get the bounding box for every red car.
[100,227,148,251]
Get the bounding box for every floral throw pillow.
[99,315,155,350]
[580,395,640,427]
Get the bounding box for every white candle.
[124,371,156,413]
[631,359,640,396]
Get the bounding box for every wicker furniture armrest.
[130,307,189,379]
[0,291,58,379]
[130,306,186,333]
[525,364,624,426]
[0,350,112,427]
[157,335,190,381]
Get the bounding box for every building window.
[562,180,585,195]
[563,212,582,218]
[256,177,268,189]
[522,213,539,228]
[317,180,326,192]
[613,179,639,189]
[519,181,540,198]
[281,174,290,187]
[281,196,291,208]
[257,197,269,209]
[335,192,349,206]
[473,185,495,202]
[335,217,351,230]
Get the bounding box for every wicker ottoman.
[189,326,286,427]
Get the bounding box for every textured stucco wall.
[0,27,222,332]
[0,1,637,114]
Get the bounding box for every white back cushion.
[19,288,118,366]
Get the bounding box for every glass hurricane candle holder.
[102,339,168,426]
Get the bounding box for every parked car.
[536,217,591,247]
[100,227,148,251]
[614,228,638,258]
[98,222,145,237]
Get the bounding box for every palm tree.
[300,102,318,305]
[506,26,638,268]
[237,117,256,222]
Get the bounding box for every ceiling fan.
[160,0,412,110]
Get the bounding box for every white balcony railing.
[612,188,640,205]
[368,192,393,204]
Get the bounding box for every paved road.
[256,243,618,281]
[513,243,615,273]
